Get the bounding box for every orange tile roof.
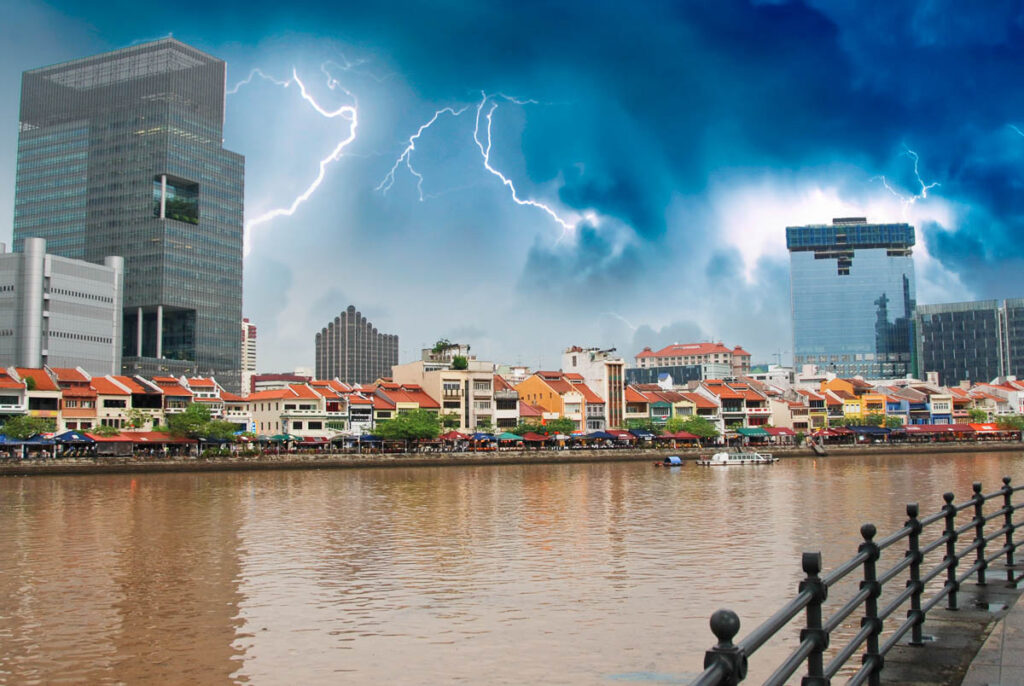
[576,382,604,404]
[494,374,515,392]
[732,347,751,356]
[50,367,88,383]
[519,400,543,417]
[636,342,736,358]
[563,372,585,381]
[187,377,215,387]
[378,385,441,409]
[111,376,151,394]
[220,391,246,402]
[287,384,322,400]
[61,386,97,398]
[15,368,58,391]
[702,381,744,400]
[681,391,718,409]
[90,376,129,395]
[625,386,649,403]
[0,372,25,390]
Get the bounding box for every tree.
[200,420,239,441]
[92,424,120,437]
[451,355,469,370]
[664,416,687,434]
[625,418,658,433]
[439,413,461,429]
[375,409,441,447]
[475,416,494,433]
[540,417,576,435]
[1,415,55,439]
[996,415,1024,431]
[432,338,452,353]
[166,403,212,437]
[513,420,543,437]
[24,376,36,391]
[679,416,719,440]
[967,408,988,423]
[126,408,150,429]
[884,416,904,429]
[862,413,886,427]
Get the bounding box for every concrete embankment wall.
[0,441,1020,477]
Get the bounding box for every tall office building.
[14,38,244,390]
[0,238,123,375]
[787,217,916,379]
[315,305,398,384]
[241,318,257,396]
[916,299,1024,384]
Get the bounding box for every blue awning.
[586,431,615,440]
[848,425,890,435]
[22,434,55,445]
[54,430,95,444]
[629,429,656,439]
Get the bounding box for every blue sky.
[1,1,1022,372]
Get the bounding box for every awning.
[54,430,95,444]
[606,430,636,440]
[901,424,975,434]
[496,432,523,441]
[736,427,769,437]
[969,423,1001,433]
[21,434,55,445]
[521,432,549,442]
[629,429,656,439]
[440,430,469,440]
[659,431,698,440]
[764,427,796,436]
[848,425,890,435]
[585,431,616,440]
[471,432,495,441]
[299,436,329,445]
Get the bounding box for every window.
[154,175,199,224]
[292,421,303,429]
[308,421,322,430]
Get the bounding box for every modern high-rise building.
[241,318,257,396]
[314,306,398,384]
[0,238,124,375]
[787,217,916,379]
[915,299,1024,384]
[13,38,244,390]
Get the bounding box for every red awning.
[903,424,975,433]
[299,436,329,445]
[659,431,698,440]
[521,432,550,442]
[968,423,1000,433]
[606,430,636,440]
[764,427,796,436]
[440,430,469,440]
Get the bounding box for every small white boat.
[696,449,777,466]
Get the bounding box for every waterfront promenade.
[962,587,1024,686]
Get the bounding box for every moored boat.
[696,449,777,466]
[654,455,684,467]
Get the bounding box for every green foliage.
[432,338,452,353]
[967,408,988,423]
[512,420,543,436]
[326,420,346,430]
[542,417,577,435]
[451,355,469,370]
[166,403,212,437]
[1,415,55,439]
[440,413,461,429]
[375,409,441,441]
[92,424,120,437]
[625,418,658,433]
[678,415,719,439]
[201,420,239,441]
[475,416,494,432]
[795,431,806,445]
[996,415,1024,431]
[126,408,150,429]
[884,416,904,428]
[24,376,36,391]
[862,413,886,427]
[664,416,688,433]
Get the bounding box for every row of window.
[49,288,115,304]
[48,330,114,344]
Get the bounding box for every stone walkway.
[961,581,1024,686]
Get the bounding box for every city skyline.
[1,2,1022,372]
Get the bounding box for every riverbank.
[0,441,1020,477]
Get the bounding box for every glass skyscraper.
[13,38,244,390]
[916,299,1024,385]
[787,218,916,379]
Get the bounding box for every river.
[1,450,1021,684]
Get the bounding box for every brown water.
[0,451,1021,685]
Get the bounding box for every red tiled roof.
[0,372,25,390]
[702,381,743,400]
[15,368,58,391]
[563,373,585,381]
[85,431,197,444]
[625,386,649,403]
[247,389,294,401]
[518,400,543,417]
[156,385,192,397]
[681,392,718,409]
[494,374,515,392]
[377,385,440,409]
[187,377,215,388]
[110,375,151,394]
[732,347,751,357]
[50,367,88,383]
[61,386,97,398]
[576,382,604,404]
[373,396,393,410]
[636,342,736,359]
[220,391,246,402]
[90,376,129,395]
[287,384,321,400]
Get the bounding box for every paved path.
[961,581,1024,686]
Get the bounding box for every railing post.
[1002,476,1016,585]
[904,503,925,645]
[703,609,748,686]
[859,524,883,686]
[943,492,959,610]
[973,482,987,586]
[799,551,829,686]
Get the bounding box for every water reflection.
[0,451,1020,684]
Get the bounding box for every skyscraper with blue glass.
[13,38,244,390]
[787,218,916,379]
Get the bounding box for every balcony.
[746,406,770,414]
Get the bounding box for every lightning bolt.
[229,65,358,252]
[473,92,578,233]
[376,106,469,200]
[874,145,939,209]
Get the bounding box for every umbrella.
[470,432,495,441]
[54,430,95,444]
[496,432,523,441]
[440,430,470,440]
[22,434,55,446]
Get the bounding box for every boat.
[696,449,777,466]
[654,455,684,467]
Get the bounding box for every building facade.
[241,318,256,396]
[0,238,123,375]
[634,342,750,378]
[562,346,624,428]
[916,299,1024,385]
[14,38,245,389]
[391,357,497,432]
[314,305,398,384]
[787,217,916,379]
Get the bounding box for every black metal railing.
[695,476,1022,686]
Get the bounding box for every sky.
[1,0,1022,373]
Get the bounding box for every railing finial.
[861,523,877,541]
[710,609,741,646]
[705,609,748,684]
